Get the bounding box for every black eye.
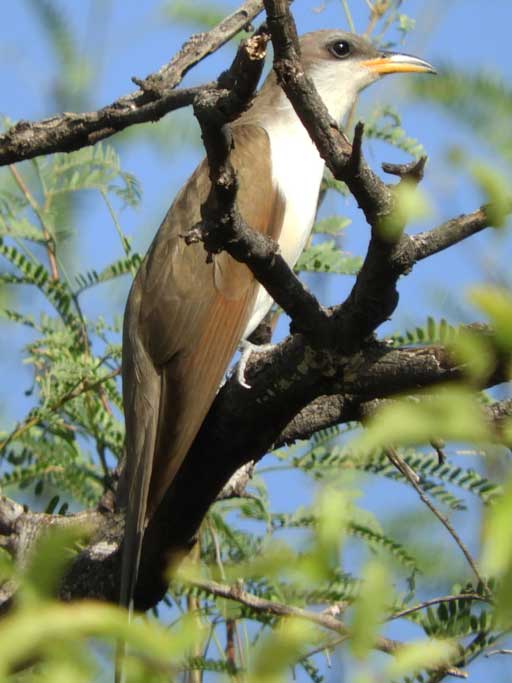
[330,40,351,58]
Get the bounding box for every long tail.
[115,455,155,683]
[115,334,162,682]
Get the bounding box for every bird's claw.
[236,340,275,389]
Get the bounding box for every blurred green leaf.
[469,286,512,353]
[295,240,362,275]
[248,619,317,683]
[386,638,458,678]
[378,182,432,241]
[451,326,496,382]
[313,216,351,236]
[352,386,492,453]
[162,1,228,29]
[481,475,512,576]
[350,561,389,660]
[366,105,424,158]
[411,67,512,165]
[470,163,510,227]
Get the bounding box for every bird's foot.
[236,340,276,389]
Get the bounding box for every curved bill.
[362,51,436,75]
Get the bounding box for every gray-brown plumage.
[117,29,435,613]
[118,125,284,607]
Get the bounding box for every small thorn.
[382,156,427,184]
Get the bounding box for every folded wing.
[118,124,285,607]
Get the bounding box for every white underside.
[242,118,325,338]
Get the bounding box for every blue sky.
[0,1,511,681]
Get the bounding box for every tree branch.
[186,577,468,678]
[179,21,333,342]
[0,330,509,613]
[413,203,512,261]
[187,576,398,655]
[386,446,488,592]
[390,593,490,621]
[276,349,512,446]
[0,3,510,649]
[0,0,266,166]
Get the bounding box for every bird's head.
[300,29,436,120]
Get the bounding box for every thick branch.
[190,30,332,340]
[261,1,512,355]
[0,0,265,166]
[276,343,512,446]
[263,0,393,225]
[134,330,510,609]
[0,330,509,612]
[1,1,511,635]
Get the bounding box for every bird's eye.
[330,40,351,58]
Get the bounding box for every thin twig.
[185,541,203,683]
[0,364,120,454]
[384,447,420,483]
[187,577,396,654]
[225,619,237,675]
[386,447,489,594]
[0,0,267,166]
[186,577,468,678]
[390,593,491,621]
[300,635,348,660]
[8,165,59,280]
[412,203,512,261]
[340,0,356,32]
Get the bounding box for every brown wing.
[118,125,285,607]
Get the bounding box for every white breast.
[243,117,325,338]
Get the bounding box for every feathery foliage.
[411,68,512,166]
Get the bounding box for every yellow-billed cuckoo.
[118,30,435,608]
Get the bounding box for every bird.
[117,29,435,611]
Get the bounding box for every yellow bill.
[363,52,436,75]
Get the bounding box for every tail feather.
[116,336,162,682]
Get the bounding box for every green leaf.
[162,0,228,29]
[352,386,492,453]
[378,182,432,241]
[295,240,362,275]
[450,326,497,382]
[411,67,512,165]
[0,601,197,680]
[350,561,389,660]
[320,174,349,197]
[349,523,418,570]
[21,526,93,603]
[469,286,512,352]
[390,316,459,347]
[470,163,510,227]
[75,253,142,292]
[481,474,512,576]
[366,105,425,158]
[387,638,458,678]
[40,144,142,207]
[248,619,317,683]
[313,216,351,235]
